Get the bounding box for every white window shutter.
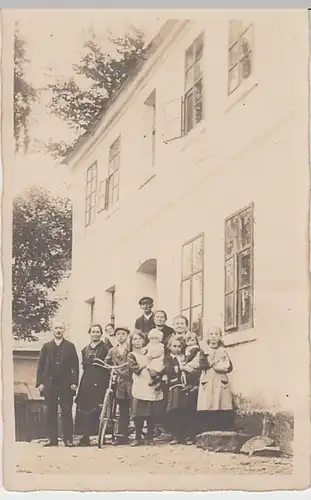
[161,96,184,144]
[98,178,108,212]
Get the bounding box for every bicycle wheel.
[98,389,113,449]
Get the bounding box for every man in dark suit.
[134,297,155,337]
[36,322,79,447]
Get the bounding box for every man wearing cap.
[36,322,79,447]
[134,297,156,336]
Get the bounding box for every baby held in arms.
[146,328,165,389]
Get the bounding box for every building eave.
[62,19,190,170]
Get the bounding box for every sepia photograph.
[0,7,310,492]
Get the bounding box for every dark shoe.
[78,437,90,447]
[185,438,195,445]
[64,440,73,447]
[43,440,58,447]
[131,439,142,447]
[113,437,129,446]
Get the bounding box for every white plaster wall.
[69,11,309,410]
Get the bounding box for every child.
[104,327,131,445]
[181,331,200,394]
[146,328,165,388]
[104,323,117,348]
[165,336,197,445]
[128,330,164,446]
[197,326,234,433]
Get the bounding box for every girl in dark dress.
[75,324,110,446]
[164,336,199,445]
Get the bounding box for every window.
[106,286,116,326]
[86,298,95,325]
[224,204,254,332]
[143,90,156,168]
[181,234,204,336]
[184,33,204,134]
[228,21,253,95]
[85,162,97,226]
[107,136,121,209]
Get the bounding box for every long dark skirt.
[132,398,164,419]
[75,366,109,437]
[197,410,235,433]
[75,406,101,437]
[166,387,199,440]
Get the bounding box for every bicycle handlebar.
[92,358,128,370]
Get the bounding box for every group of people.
[36,296,235,448]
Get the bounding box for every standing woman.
[128,330,164,446]
[75,324,110,446]
[165,314,189,348]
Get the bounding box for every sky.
[13,10,166,196]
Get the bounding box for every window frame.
[184,33,204,135]
[85,297,95,325]
[180,232,204,337]
[107,136,121,210]
[228,22,253,96]
[85,162,98,227]
[224,203,254,333]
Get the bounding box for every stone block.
[240,435,275,455]
[234,410,294,456]
[196,431,253,453]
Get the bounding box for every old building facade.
[66,12,309,413]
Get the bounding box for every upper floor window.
[108,136,121,209]
[85,162,97,226]
[143,90,156,169]
[184,33,204,134]
[86,297,95,325]
[224,204,254,332]
[228,21,253,95]
[181,233,204,337]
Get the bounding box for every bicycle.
[92,358,129,449]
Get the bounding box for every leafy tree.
[12,187,72,339]
[44,29,145,159]
[14,26,37,153]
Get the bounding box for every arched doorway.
[136,258,157,306]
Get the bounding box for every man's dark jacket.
[36,339,79,397]
[134,313,156,335]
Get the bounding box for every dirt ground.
[15,441,293,476]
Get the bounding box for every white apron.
[131,351,163,402]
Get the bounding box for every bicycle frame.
[94,359,128,448]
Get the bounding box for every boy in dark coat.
[36,322,79,447]
[104,327,131,445]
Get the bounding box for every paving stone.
[196,431,253,453]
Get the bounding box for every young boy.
[105,327,131,445]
